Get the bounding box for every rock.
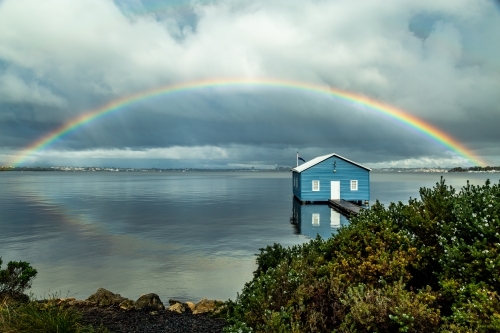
[68,300,95,307]
[167,299,193,313]
[168,299,183,306]
[119,299,135,311]
[86,288,128,307]
[193,298,222,315]
[185,301,196,312]
[167,302,185,314]
[56,298,76,306]
[212,303,227,317]
[135,293,165,311]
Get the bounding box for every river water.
[1,171,498,302]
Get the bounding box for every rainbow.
[7,78,486,167]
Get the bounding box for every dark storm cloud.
[44,90,452,164]
[0,0,499,167]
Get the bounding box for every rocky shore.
[57,288,227,332]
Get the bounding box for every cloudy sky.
[0,0,499,169]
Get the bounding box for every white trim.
[351,180,358,191]
[292,153,371,173]
[312,180,320,191]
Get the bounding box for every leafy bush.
[226,178,500,332]
[0,260,109,332]
[0,258,37,299]
[338,280,439,333]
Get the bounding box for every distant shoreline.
[0,166,291,172]
[2,166,499,173]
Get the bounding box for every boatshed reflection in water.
[291,199,350,239]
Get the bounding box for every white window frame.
[350,180,358,191]
[312,213,320,226]
[312,180,320,191]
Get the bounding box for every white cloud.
[0,73,66,107]
[55,146,227,159]
[0,0,498,166]
[369,156,472,169]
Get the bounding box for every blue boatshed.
[292,153,371,204]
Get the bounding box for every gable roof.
[292,153,372,173]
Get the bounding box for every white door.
[330,181,340,200]
[312,213,320,226]
[330,209,341,227]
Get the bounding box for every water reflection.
[3,171,498,302]
[291,198,350,239]
[0,171,304,302]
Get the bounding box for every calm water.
[1,171,499,303]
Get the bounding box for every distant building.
[292,153,371,204]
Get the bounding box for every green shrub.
[440,283,500,333]
[338,280,440,333]
[223,319,254,333]
[226,178,500,332]
[0,258,37,298]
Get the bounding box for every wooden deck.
[328,199,362,217]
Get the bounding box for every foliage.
[0,258,37,298]
[225,178,500,332]
[449,166,500,172]
[0,260,107,333]
[0,297,109,333]
[338,280,439,333]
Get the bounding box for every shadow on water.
[290,198,350,240]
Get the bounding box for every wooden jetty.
[328,199,362,217]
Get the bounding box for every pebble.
[78,304,226,333]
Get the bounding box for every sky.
[0,0,499,169]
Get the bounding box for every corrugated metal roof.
[292,153,372,173]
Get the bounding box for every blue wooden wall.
[293,156,369,202]
[292,172,301,199]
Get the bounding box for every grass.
[0,297,109,333]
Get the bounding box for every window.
[312,213,320,226]
[351,180,358,191]
[312,180,320,191]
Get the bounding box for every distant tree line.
[0,166,57,171]
[449,166,500,172]
[0,166,292,172]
